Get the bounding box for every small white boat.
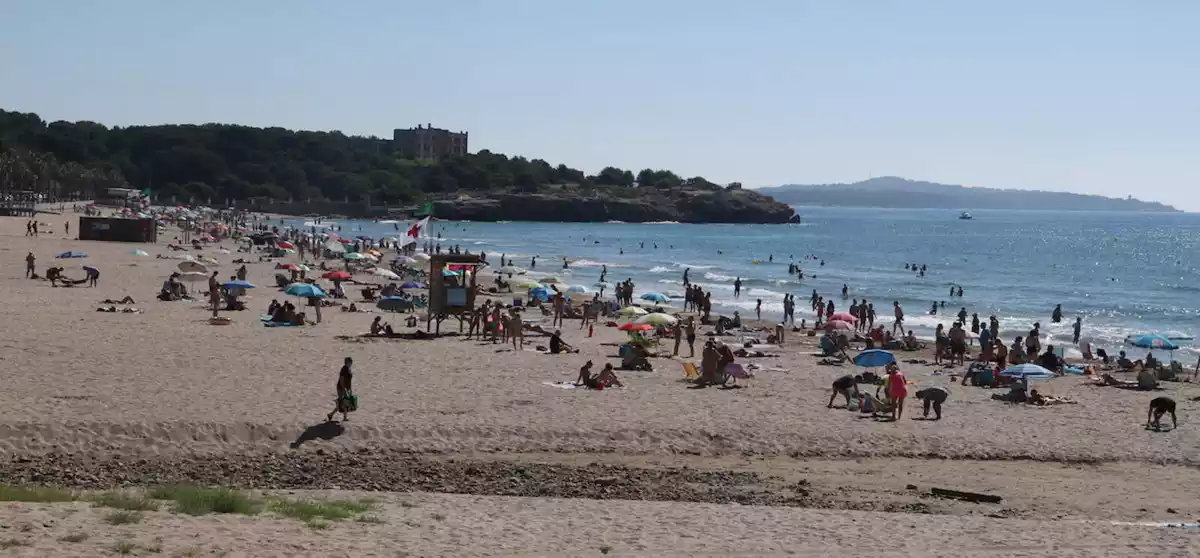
[959,212,973,220]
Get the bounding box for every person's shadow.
[290,421,346,449]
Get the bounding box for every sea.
[281,207,1200,362]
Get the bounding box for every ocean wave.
[704,271,737,283]
[644,221,681,224]
[570,259,628,268]
[649,266,673,273]
[303,221,336,228]
[673,262,717,270]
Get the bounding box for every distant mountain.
[757,177,1180,212]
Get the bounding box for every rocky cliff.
[428,188,799,224]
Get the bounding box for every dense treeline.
[0,109,732,204]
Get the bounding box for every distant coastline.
[757,177,1180,213]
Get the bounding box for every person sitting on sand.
[1117,350,1137,370]
[1039,345,1063,372]
[596,363,623,388]
[267,299,281,317]
[1147,396,1177,429]
[575,360,596,388]
[828,374,860,408]
[903,330,920,351]
[549,330,576,354]
[1144,352,1160,371]
[1009,337,1027,365]
[369,316,393,336]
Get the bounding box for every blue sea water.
[283,207,1200,361]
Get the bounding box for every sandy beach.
[3,212,1200,556]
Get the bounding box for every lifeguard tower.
[426,253,485,334]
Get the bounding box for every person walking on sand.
[892,301,904,336]
[25,251,35,279]
[208,271,222,318]
[326,357,356,422]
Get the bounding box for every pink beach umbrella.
[830,312,858,323]
[824,320,853,331]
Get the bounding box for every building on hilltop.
[393,124,468,160]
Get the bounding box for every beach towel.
[542,381,579,390]
[263,321,303,327]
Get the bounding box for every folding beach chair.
[681,362,700,381]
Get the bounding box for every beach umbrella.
[323,270,352,280]
[324,240,346,253]
[370,268,401,280]
[130,249,149,257]
[413,253,431,262]
[823,320,853,331]
[640,292,670,303]
[344,252,369,261]
[539,276,564,284]
[1127,333,1180,351]
[400,281,425,289]
[616,306,648,317]
[830,312,859,323]
[284,283,326,298]
[296,264,311,272]
[566,285,590,294]
[176,271,208,282]
[394,255,418,265]
[618,322,655,332]
[55,250,87,259]
[277,263,301,271]
[442,269,461,277]
[178,261,207,273]
[499,265,526,274]
[1000,363,1057,381]
[635,312,678,326]
[529,286,554,301]
[277,241,295,250]
[514,279,542,290]
[376,296,410,312]
[223,279,255,289]
[853,349,896,368]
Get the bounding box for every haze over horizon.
[2,1,1196,209]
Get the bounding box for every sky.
[2,1,1197,209]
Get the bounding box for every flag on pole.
[407,216,431,238]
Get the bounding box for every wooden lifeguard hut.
[426,253,486,334]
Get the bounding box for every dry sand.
[2,213,1200,556]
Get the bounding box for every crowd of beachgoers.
[4,203,1200,556]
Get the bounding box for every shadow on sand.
[290,421,346,449]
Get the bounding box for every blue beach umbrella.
[56,250,87,259]
[853,349,896,368]
[223,279,255,289]
[285,283,326,298]
[529,286,553,302]
[640,292,670,303]
[400,281,425,289]
[1127,333,1179,351]
[1000,363,1057,381]
[376,296,410,312]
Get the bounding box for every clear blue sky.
[2,1,1197,209]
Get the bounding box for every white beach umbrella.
[635,312,678,326]
[369,268,401,280]
[617,306,648,317]
[413,253,431,262]
[499,265,527,275]
[176,271,208,282]
[178,261,207,273]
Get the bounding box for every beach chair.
[681,362,700,381]
[863,393,894,416]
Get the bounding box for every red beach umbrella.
[618,323,654,332]
[323,270,352,280]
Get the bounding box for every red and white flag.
[407,216,431,238]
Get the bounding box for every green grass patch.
[112,540,138,555]
[356,514,385,524]
[147,486,261,516]
[104,510,144,525]
[306,519,331,530]
[0,484,76,503]
[267,497,378,522]
[92,491,159,511]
